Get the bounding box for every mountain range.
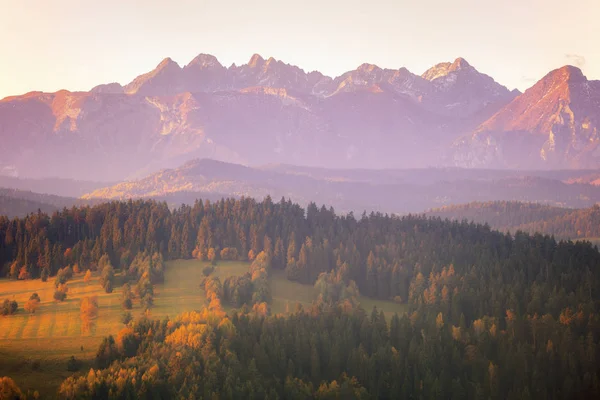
[3,156,600,217]
[0,53,598,183]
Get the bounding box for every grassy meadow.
[0,260,246,396]
[0,259,406,396]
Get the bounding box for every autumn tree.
[0,376,24,399]
[207,248,217,265]
[80,296,99,333]
[99,258,115,294]
[116,326,140,357]
[121,283,133,310]
[54,266,73,287]
[121,311,133,325]
[54,283,68,301]
[8,261,19,280]
[220,247,239,261]
[17,265,30,280]
[1,299,18,315]
[140,293,153,310]
[24,293,41,314]
[83,269,92,284]
[252,302,270,317]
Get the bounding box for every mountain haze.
[83,158,600,214]
[0,54,517,181]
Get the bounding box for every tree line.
[2,197,600,318]
[1,197,600,398]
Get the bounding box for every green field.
[0,260,247,396]
[0,259,406,396]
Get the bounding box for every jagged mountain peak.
[156,57,181,70]
[124,57,183,95]
[262,56,286,71]
[186,53,223,69]
[422,57,474,81]
[121,52,515,117]
[248,53,266,68]
[253,56,301,74]
[449,57,472,71]
[357,63,382,73]
[421,62,452,81]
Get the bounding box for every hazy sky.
[0,0,597,98]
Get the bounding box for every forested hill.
[0,188,104,218]
[425,201,572,232]
[0,195,58,218]
[426,201,600,240]
[2,197,600,398]
[515,205,600,239]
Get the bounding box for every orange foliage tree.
[80,296,99,333]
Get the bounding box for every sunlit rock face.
[451,66,600,169]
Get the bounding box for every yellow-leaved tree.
[80,296,99,333]
[83,269,92,284]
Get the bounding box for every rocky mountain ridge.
[0,52,596,181]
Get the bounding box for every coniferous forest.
[1,197,600,398]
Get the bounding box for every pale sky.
[0,0,597,99]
